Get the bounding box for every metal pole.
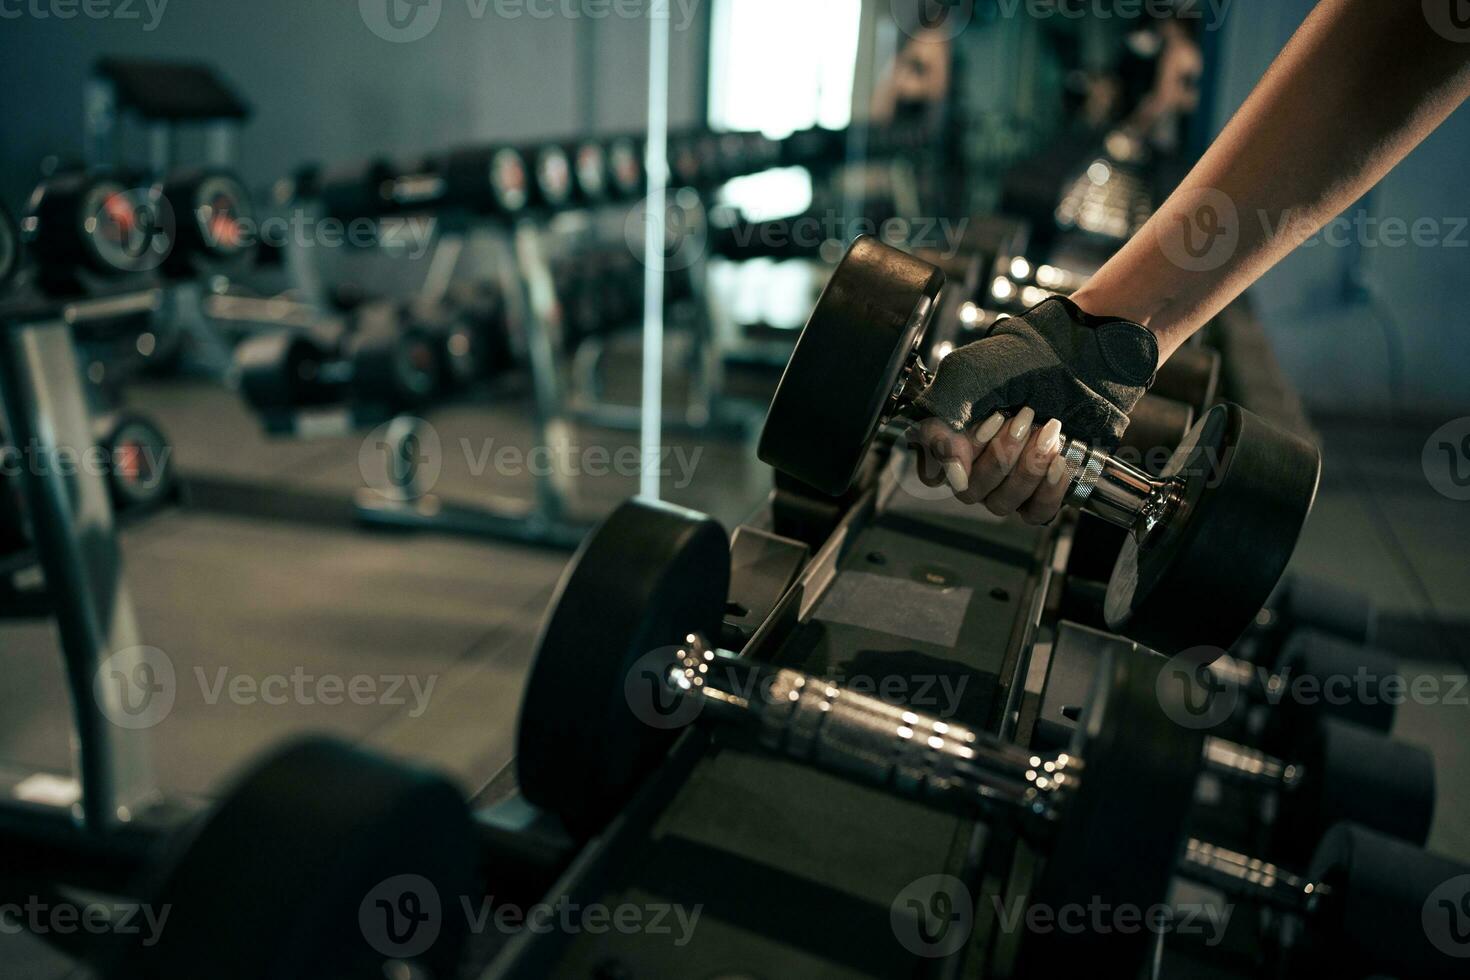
[640,6,671,502]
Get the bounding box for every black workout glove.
[912,296,1158,449]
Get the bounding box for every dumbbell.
[1197,715,1434,863]
[235,316,438,419]
[24,170,172,295]
[308,157,396,219]
[780,125,846,171]
[757,237,1322,655]
[1206,630,1402,747]
[436,144,532,216]
[515,498,1465,977]
[1245,573,1380,664]
[1151,342,1221,418]
[3,737,475,979]
[0,411,174,551]
[156,168,256,278]
[568,139,610,205]
[604,135,645,201]
[526,143,574,212]
[668,129,709,190]
[397,297,489,391]
[94,410,177,517]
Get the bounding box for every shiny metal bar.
[665,635,1069,835]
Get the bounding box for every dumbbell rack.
[348,216,593,548]
[0,286,176,852]
[481,448,1062,978]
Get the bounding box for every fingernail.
[1010,407,1035,442]
[944,460,970,493]
[1047,454,1069,486]
[973,412,1005,447]
[1036,418,1062,456]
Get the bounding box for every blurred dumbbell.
[1199,716,1434,864]
[236,312,439,423]
[1244,572,1379,664]
[3,738,476,980]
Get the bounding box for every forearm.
[1070,0,1470,359]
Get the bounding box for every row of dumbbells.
[289,119,932,223]
[234,278,512,431]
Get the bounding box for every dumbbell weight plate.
[123,738,477,979]
[1064,395,1195,584]
[1151,344,1221,417]
[1301,824,1469,979]
[1265,630,1399,743]
[351,303,440,407]
[606,136,643,200]
[1272,717,1435,863]
[95,412,175,514]
[317,158,394,219]
[1116,394,1193,477]
[516,498,728,834]
[1104,403,1321,653]
[1017,648,1204,977]
[572,140,608,203]
[236,332,336,411]
[758,236,945,494]
[160,170,255,278]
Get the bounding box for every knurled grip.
[754,668,985,802]
[1059,437,1108,506]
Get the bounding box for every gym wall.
[1209,0,1470,417]
[0,1,708,211]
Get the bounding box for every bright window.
[707,0,861,219]
[707,0,861,138]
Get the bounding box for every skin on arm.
[1072,0,1470,360]
[925,0,1470,521]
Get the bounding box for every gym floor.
[2,383,1468,977]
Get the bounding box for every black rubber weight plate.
[1017,648,1204,978]
[517,498,729,835]
[123,738,478,980]
[1303,824,1469,979]
[758,235,945,495]
[1105,404,1321,654]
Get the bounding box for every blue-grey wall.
[0,0,708,211]
[1209,1,1470,417]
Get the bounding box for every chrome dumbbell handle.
[668,635,1071,833]
[894,361,1180,545]
[1179,838,1330,915]
[667,636,1334,911]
